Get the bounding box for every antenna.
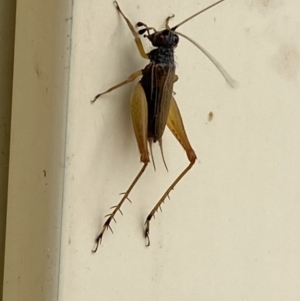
[176,31,238,88]
[172,0,225,30]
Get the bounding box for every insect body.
[140,31,177,142]
[92,0,235,251]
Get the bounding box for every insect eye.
[154,33,166,45]
[173,34,179,45]
[162,29,169,36]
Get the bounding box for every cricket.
[92,0,236,252]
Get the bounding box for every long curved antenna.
[171,0,225,30]
[176,31,238,88]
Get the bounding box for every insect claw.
[92,232,103,253]
[91,94,100,103]
[144,221,150,247]
[92,242,99,253]
[145,235,150,247]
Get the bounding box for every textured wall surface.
[3,0,300,300]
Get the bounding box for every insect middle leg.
[92,70,142,103]
[93,82,149,252]
[144,96,197,246]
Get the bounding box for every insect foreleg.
[113,1,148,59]
[144,97,197,246]
[92,70,142,103]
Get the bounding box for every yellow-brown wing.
[130,82,149,163]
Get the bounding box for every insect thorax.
[148,47,175,65]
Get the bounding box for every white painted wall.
[3,0,73,300]
[3,0,300,300]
